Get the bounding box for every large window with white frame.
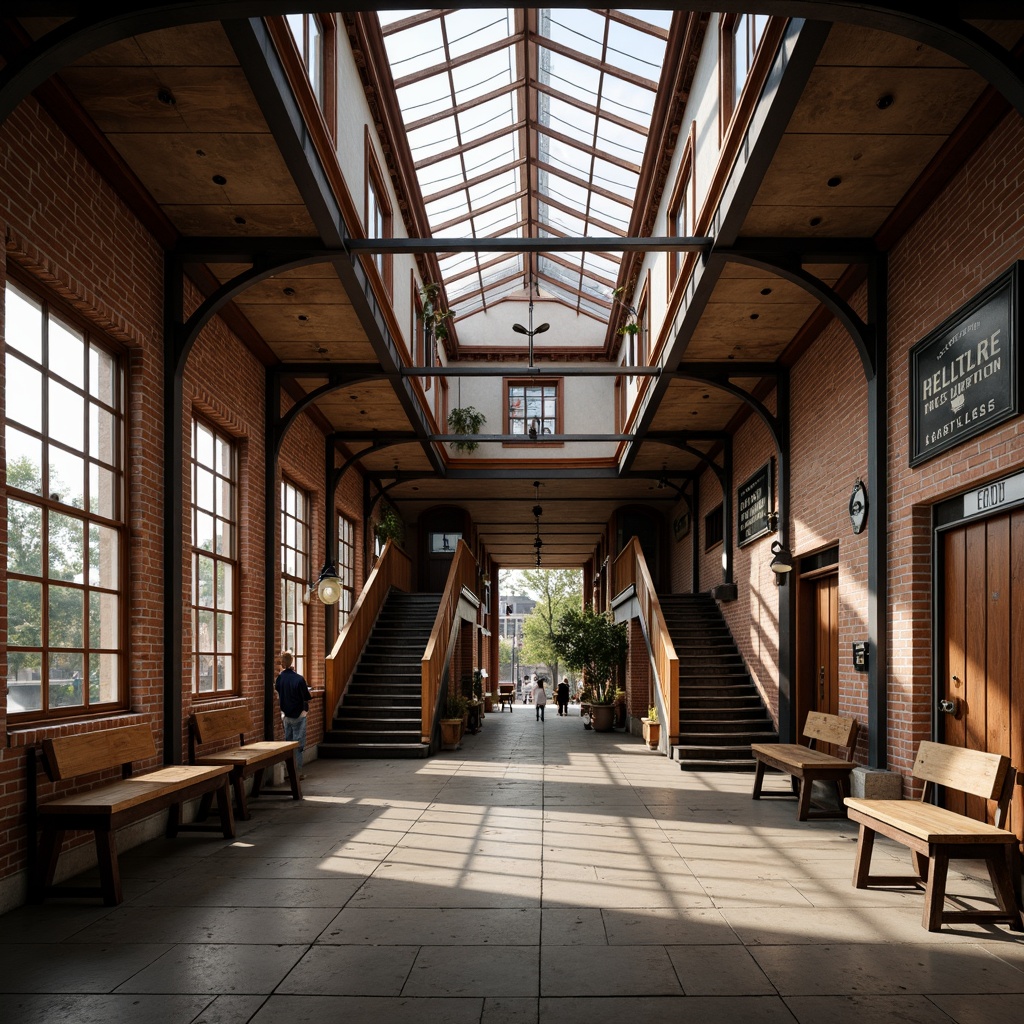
[5,281,125,720]
[191,417,237,695]
[366,131,393,296]
[280,478,309,678]
[337,513,356,624]
[286,13,324,107]
[721,13,771,132]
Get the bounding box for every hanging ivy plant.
[447,406,486,453]
[419,281,455,342]
[374,502,405,546]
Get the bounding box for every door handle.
[819,665,825,703]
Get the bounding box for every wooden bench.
[188,705,301,820]
[497,685,516,711]
[845,741,1022,932]
[751,711,859,821]
[28,722,235,905]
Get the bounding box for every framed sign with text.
[909,263,1020,466]
[737,461,773,547]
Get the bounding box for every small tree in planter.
[552,607,628,731]
[374,502,405,551]
[447,406,486,453]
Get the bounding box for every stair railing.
[421,539,478,743]
[325,539,412,721]
[612,536,679,746]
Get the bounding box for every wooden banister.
[325,540,412,721]
[612,537,679,745]
[421,539,478,742]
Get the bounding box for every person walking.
[275,650,312,779]
[533,676,548,722]
[557,676,570,717]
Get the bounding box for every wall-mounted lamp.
[769,540,793,583]
[307,560,343,605]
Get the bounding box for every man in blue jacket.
[275,650,313,778]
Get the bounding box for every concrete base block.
[851,766,903,799]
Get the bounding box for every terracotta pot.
[589,703,615,732]
[642,718,660,749]
[440,718,463,750]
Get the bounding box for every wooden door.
[813,574,840,756]
[941,510,1023,843]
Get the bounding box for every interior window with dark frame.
[506,379,560,438]
[286,12,325,107]
[5,280,125,720]
[280,478,309,678]
[366,134,393,296]
[667,141,693,290]
[191,417,238,696]
[337,512,356,623]
[721,13,770,128]
[704,503,724,551]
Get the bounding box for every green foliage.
[374,503,405,546]
[647,705,659,723]
[518,568,582,679]
[445,690,469,719]
[420,281,455,342]
[551,606,628,704]
[447,406,486,453]
[498,636,512,676]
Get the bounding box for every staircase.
[660,593,777,771]
[319,592,441,759]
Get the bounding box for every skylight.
[377,8,672,321]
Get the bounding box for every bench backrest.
[43,723,156,781]
[913,741,1011,801]
[803,711,858,750]
[190,705,254,746]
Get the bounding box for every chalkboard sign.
[737,461,773,547]
[909,264,1019,466]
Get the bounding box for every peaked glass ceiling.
[377,8,673,320]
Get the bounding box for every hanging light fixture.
[512,283,550,368]
[769,540,794,579]
[532,480,544,567]
[308,560,343,605]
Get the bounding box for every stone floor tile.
[481,996,540,1024]
[0,941,170,992]
[667,944,776,995]
[348,874,539,909]
[116,942,307,994]
[537,995,796,1024]
[540,945,681,996]
[928,993,1024,1023]
[0,903,116,943]
[540,908,607,945]
[277,944,419,996]
[403,945,539,997]
[751,942,1024,996]
[190,994,269,1024]
[249,995,483,1024]
[785,994,968,1024]
[0,993,212,1024]
[131,874,362,908]
[602,906,738,945]
[319,907,539,945]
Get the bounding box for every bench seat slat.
[845,797,1016,845]
[37,764,232,818]
[195,740,299,769]
[751,743,855,771]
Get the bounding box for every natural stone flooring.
[2,708,1023,1023]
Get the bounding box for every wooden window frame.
[5,278,127,724]
[279,477,310,679]
[720,12,770,140]
[412,274,430,391]
[504,377,564,445]
[190,415,239,698]
[667,125,696,292]
[337,512,356,624]
[704,502,724,551]
[283,12,336,136]
[365,128,393,299]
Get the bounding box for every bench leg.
[796,778,813,822]
[195,790,214,822]
[911,850,929,882]
[232,770,250,821]
[167,801,182,838]
[852,823,875,889]
[285,751,302,800]
[36,828,65,902]
[922,851,948,932]
[215,780,236,839]
[986,847,1023,931]
[94,827,122,906]
[252,767,265,799]
[752,759,766,800]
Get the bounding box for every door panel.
[813,574,840,757]
[941,509,1023,843]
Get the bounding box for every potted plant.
[374,502,404,549]
[613,687,627,729]
[642,705,660,749]
[447,406,486,453]
[552,606,628,733]
[440,689,468,750]
[420,281,455,345]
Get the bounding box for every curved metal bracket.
[719,248,877,379]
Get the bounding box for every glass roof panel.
[376,8,671,318]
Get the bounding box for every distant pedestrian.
[275,650,312,778]
[533,676,548,722]
[557,677,570,716]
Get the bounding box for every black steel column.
[867,254,889,767]
[264,368,279,741]
[776,368,795,744]
[162,254,185,764]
